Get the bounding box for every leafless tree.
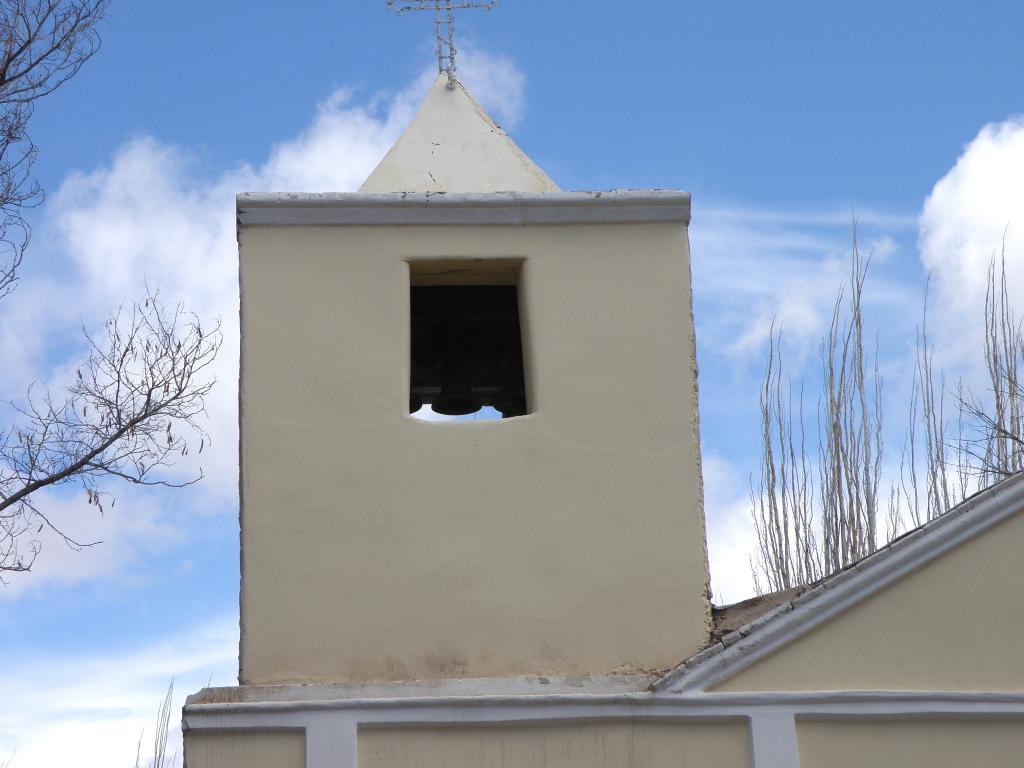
[751,227,883,591]
[817,236,882,573]
[977,247,1024,478]
[0,0,109,298]
[912,281,955,523]
[0,2,223,578]
[755,229,1024,592]
[1,293,222,575]
[750,322,820,593]
[956,246,1024,482]
[888,278,969,540]
[891,251,1023,540]
[135,679,178,768]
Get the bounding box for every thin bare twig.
[0,291,221,575]
[0,1,109,298]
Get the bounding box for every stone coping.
[236,190,691,227]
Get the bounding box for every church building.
[181,57,1024,768]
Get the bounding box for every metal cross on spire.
[386,0,500,90]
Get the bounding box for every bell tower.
[236,73,710,685]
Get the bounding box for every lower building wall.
[714,509,1024,692]
[357,719,751,768]
[185,729,305,768]
[797,718,1024,768]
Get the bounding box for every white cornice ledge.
[236,190,691,227]
[184,674,655,714]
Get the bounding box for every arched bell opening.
[410,283,528,420]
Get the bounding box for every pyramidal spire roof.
[359,73,560,194]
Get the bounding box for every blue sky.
[3,1,1024,765]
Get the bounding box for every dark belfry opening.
[410,285,527,419]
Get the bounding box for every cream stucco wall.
[797,718,1024,768]
[715,507,1024,692]
[358,719,751,768]
[185,729,305,768]
[239,219,708,684]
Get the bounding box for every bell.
[432,358,480,416]
[492,336,527,418]
[409,393,423,414]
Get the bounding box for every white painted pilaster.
[750,711,800,768]
[305,712,358,768]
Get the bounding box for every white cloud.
[700,118,1024,604]
[456,46,526,128]
[0,55,530,768]
[699,205,917,230]
[691,205,916,361]
[0,54,528,590]
[256,85,422,193]
[702,453,758,604]
[0,617,238,768]
[0,487,178,598]
[691,206,926,605]
[12,51,1022,768]
[919,115,1024,373]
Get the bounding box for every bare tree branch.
[975,244,1024,479]
[817,226,882,574]
[0,0,108,298]
[135,679,177,768]
[0,291,222,574]
[0,3,224,581]
[754,225,1024,593]
[752,224,883,591]
[750,321,820,593]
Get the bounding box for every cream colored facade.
[238,215,708,685]
[796,719,1024,768]
[359,719,751,768]
[714,503,1024,693]
[186,730,304,768]
[184,67,1024,768]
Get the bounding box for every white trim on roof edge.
[236,190,691,227]
[655,472,1024,693]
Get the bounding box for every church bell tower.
[235,72,710,686]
